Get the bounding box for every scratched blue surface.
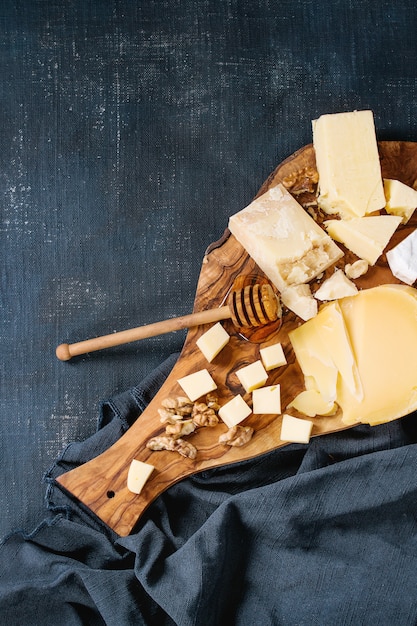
[1,0,417,541]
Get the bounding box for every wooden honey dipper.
[56,283,281,361]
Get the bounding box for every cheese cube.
[386,229,417,285]
[218,394,252,428]
[313,110,386,219]
[235,360,268,393]
[252,385,281,414]
[324,215,402,265]
[127,459,154,495]
[196,322,230,362]
[280,414,313,444]
[384,178,417,223]
[314,269,358,301]
[228,183,343,293]
[177,368,217,402]
[281,284,318,321]
[260,343,287,371]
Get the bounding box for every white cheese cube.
[314,269,358,301]
[196,322,230,362]
[177,368,217,402]
[127,459,154,495]
[384,178,417,223]
[281,284,318,321]
[235,360,268,393]
[252,385,281,414]
[260,343,287,371]
[218,394,252,428]
[386,229,417,285]
[280,414,313,444]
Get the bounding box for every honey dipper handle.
[56,305,231,361]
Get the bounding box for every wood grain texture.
[56,141,417,536]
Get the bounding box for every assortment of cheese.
[128,110,417,494]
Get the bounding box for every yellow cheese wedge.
[287,389,336,417]
[337,285,417,425]
[384,178,417,224]
[228,183,343,293]
[312,110,386,219]
[324,215,402,265]
[289,300,363,404]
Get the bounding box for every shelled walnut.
[218,425,254,447]
[146,435,197,459]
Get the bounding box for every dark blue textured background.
[1,0,417,541]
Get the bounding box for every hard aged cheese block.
[386,229,417,285]
[384,178,417,224]
[337,285,417,425]
[280,284,318,321]
[324,215,402,265]
[228,183,343,293]
[196,322,230,362]
[312,110,386,219]
[127,459,155,495]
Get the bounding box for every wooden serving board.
[56,141,417,536]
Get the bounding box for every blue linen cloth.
[2,352,417,625]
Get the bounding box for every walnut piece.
[192,402,219,427]
[219,425,254,447]
[165,419,196,439]
[146,435,197,459]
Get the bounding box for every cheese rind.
[386,229,417,285]
[228,183,343,292]
[280,414,313,444]
[312,110,386,219]
[177,369,217,402]
[196,322,230,362]
[127,459,154,495]
[384,178,417,224]
[218,394,252,428]
[324,215,402,265]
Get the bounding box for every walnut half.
[218,425,254,447]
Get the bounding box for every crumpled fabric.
[2,352,417,625]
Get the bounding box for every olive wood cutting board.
[56,141,417,536]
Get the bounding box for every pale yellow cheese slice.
[312,110,386,219]
[337,285,417,425]
[324,215,402,265]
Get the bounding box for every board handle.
[56,306,231,361]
